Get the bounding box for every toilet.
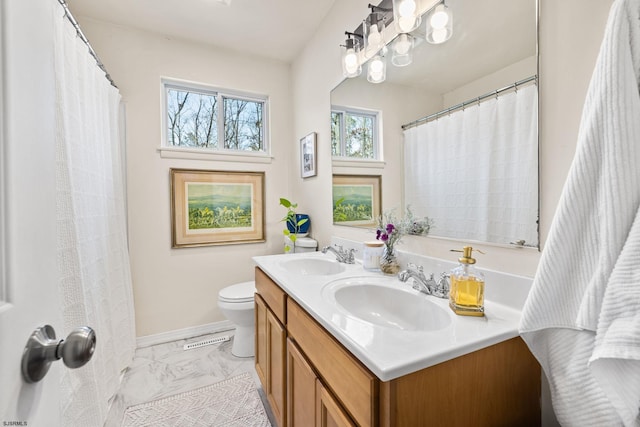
[217,281,256,358]
[284,235,318,253]
[218,236,317,358]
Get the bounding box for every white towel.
[520,0,640,425]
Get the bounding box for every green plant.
[280,198,309,253]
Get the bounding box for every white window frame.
[159,78,271,163]
[331,105,382,162]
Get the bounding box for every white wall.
[291,0,614,278]
[444,56,537,107]
[75,18,294,337]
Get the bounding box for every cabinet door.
[267,308,287,427]
[255,294,268,389]
[287,338,317,427]
[316,381,356,427]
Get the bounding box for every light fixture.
[364,9,386,56]
[425,1,453,44]
[392,0,421,33]
[367,54,386,84]
[339,0,454,84]
[391,33,414,67]
[341,32,362,78]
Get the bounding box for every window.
[331,107,379,159]
[163,80,268,153]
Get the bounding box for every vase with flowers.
[376,207,433,274]
[376,215,403,275]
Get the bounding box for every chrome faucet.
[398,264,449,299]
[321,245,356,264]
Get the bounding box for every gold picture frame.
[332,174,382,227]
[170,169,265,248]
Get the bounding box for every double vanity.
[253,249,540,426]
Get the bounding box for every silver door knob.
[21,325,96,383]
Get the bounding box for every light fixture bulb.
[398,0,417,16]
[394,34,411,55]
[342,37,362,78]
[367,55,386,84]
[370,58,384,73]
[393,0,422,34]
[344,50,358,67]
[368,26,382,47]
[391,34,414,67]
[398,16,416,33]
[365,12,385,55]
[431,28,448,44]
[430,5,450,29]
[426,2,453,44]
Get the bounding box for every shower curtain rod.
[57,0,117,88]
[401,75,537,130]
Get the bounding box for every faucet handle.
[346,248,357,264]
[407,262,423,273]
[437,273,450,292]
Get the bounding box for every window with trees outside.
[163,80,268,153]
[331,107,379,159]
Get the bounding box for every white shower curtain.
[404,84,538,245]
[53,4,136,426]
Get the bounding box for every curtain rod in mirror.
[402,74,537,130]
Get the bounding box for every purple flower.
[380,233,389,242]
[386,223,395,234]
[376,229,381,240]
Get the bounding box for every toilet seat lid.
[219,281,255,303]
[295,237,318,248]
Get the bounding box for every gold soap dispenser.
[449,246,485,317]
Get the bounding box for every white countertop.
[253,251,531,382]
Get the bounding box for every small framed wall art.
[170,169,265,248]
[300,132,317,178]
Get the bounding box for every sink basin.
[323,277,451,332]
[280,257,346,276]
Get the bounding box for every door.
[267,308,286,427]
[0,0,64,424]
[255,294,268,388]
[287,338,317,427]
[316,381,356,427]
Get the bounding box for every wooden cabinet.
[317,380,356,427]
[255,293,268,388]
[255,268,287,427]
[287,298,376,427]
[287,337,356,427]
[287,338,317,427]
[256,267,541,427]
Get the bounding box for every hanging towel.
[520,0,640,425]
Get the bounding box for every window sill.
[158,147,273,163]
[331,158,386,169]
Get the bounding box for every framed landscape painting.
[332,174,381,227]
[170,169,265,247]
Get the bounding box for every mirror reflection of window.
[331,107,380,159]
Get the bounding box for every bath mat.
[121,373,271,427]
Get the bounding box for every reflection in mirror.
[332,174,382,228]
[330,0,538,248]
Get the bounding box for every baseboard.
[136,320,235,349]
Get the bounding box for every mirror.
[331,0,538,247]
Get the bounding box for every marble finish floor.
[105,330,273,426]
